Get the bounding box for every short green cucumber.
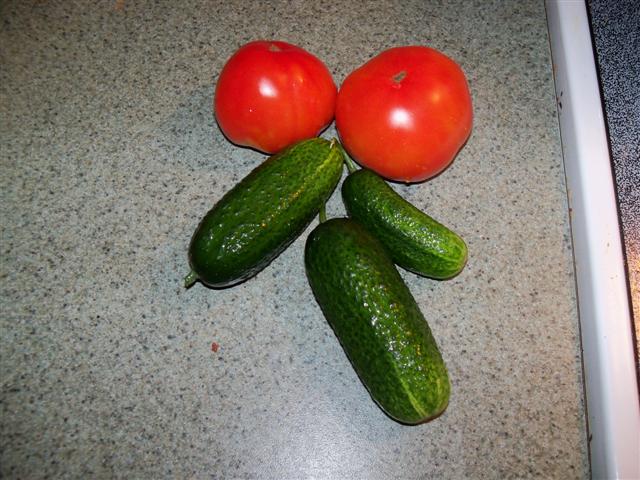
[342,168,467,279]
[305,218,450,424]
[186,138,343,288]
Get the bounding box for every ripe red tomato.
[214,40,337,154]
[336,46,473,182]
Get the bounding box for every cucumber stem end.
[340,145,358,174]
[184,270,199,288]
[319,203,327,224]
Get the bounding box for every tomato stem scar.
[393,70,407,83]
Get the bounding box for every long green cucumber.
[186,138,343,288]
[305,217,450,424]
[342,168,467,279]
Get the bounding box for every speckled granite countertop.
[587,0,640,366]
[1,1,588,478]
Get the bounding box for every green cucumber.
[185,138,343,288]
[305,217,450,424]
[342,168,467,279]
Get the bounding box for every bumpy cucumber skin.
[189,138,343,287]
[342,169,467,279]
[305,218,450,424]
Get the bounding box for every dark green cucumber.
[342,168,467,279]
[186,138,343,288]
[305,218,450,424]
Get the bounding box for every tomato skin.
[214,40,337,154]
[336,46,473,183]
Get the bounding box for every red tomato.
[336,46,472,182]
[214,40,337,154]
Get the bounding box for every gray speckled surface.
[1,1,588,478]
[587,0,640,364]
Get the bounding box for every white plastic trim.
[545,1,640,478]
